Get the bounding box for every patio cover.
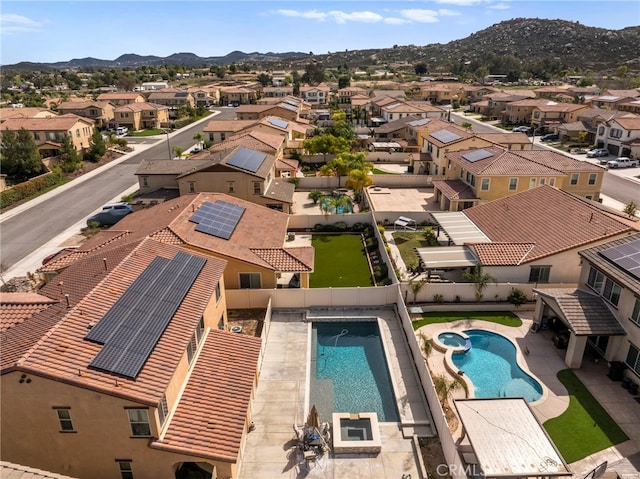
[415,245,478,269]
[533,288,626,336]
[371,142,401,149]
[394,216,416,231]
[431,211,490,245]
[455,398,572,478]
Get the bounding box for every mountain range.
[3,18,640,73]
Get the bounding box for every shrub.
[333,222,348,231]
[379,278,393,286]
[0,172,66,210]
[433,294,444,304]
[373,264,388,281]
[313,223,325,231]
[352,222,367,232]
[365,237,379,251]
[507,288,529,307]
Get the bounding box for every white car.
[606,157,639,168]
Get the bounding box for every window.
[588,173,597,185]
[141,176,148,187]
[570,173,579,185]
[186,332,198,364]
[188,182,195,193]
[587,267,605,291]
[253,182,262,195]
[631,298,640,327]
[54,408,74,432]
[528,266,550,283]
[34,132,40,140]
[529,178,536,189]
[158,395,169,426]
[227,181,235,193]
[481,178,490,191]
[117,461,134,479]
[602,278,621,306]
[195,316,205,342]
[220,133,226,141]
[239,272,261,289]
[508,178,518,191]
[215,282,221,303]
[127,409,151,437]
[540,178,546,185]
[609,128,622,139]
[626,343,640,376]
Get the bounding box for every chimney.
[64,294,70,308]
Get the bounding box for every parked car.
[116,126,128,136]
[586,148,609,158]
[87,202,133,227]
[512,126,531,133]
[606,157,639,169]
[540,133,559,142]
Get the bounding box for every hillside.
[2,18,639,74]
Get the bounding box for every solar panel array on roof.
[599,239,640,280]
[226,147,267,173]
[463,149,494,163]
[280,103,297,112]
[175,92,188,97]
[285,99,299,106]
[386,103,402,110]
[86,251,206,379]
[431,129,462,144]
[189,200,245,240]
[408,118,430,127]
[268,118,289,129]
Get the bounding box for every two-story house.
[0,107,57,123]
[220,87,258,107]
[503,98,553,125]
[1,235,263,479]
[336,86,368,105]
[55,100,115,129]
[299,85,330,105]
[202,119,258,144]
[593,113,640,158]
[146,89,195,118]
[433,145,605,210]
[235,103,301,122]
[472,90,536,118]
[262,86,294,99]
[186,86,220,107]
[113,102,170,131]
[96,92,146,106]
[533,232,640,372]
[379,100,445,123]
[530,102,590,134]
[0,114,94,157]
[589,89,640,110]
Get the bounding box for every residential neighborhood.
[2,49,640,479]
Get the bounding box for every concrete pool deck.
[416,316,640,477]
[239,308,434,479]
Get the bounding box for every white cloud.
[384,17,411,25]
[275,9,327,21]
[434,0,484,6]
[0,13,46,35]
[400,9,440,23]
[487,3,510,10]
[327,10,384,24]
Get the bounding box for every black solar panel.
[268,118,289,129]
[226,147,267,173]
[86,251,206,378]
[463,149,493,163]
[431,129,462,144]
[189,200,245,240]
[599,238,640,280]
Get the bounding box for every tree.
[256,73,272,87]
[507,288,529,307]
[623,200,638,218]
[462,265,496,302]
[58,134,82,173]
[338,75,351,89]
[301,134,350,162]
[172,145,184,159]
[433,374,463,407]
[192,132,204,150]
[345,167,373,206]
[414,63,428,75]
[408,277,428,304]
[302,63,325,85]
[308,189,323,204]
[84,128,107,163]
[0,128,44,182]
[417,332,433,359]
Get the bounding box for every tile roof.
[0,461,79,479]
[263,178,295,204]
[0,107,55,121]
[432,179,478,200]
[114,102,167,112]
[151,329,261,461]
[463,185,635,262]
[16,239,227,405]
[57,100,112,110]
[533,288,626,335]
[471,243,536,266]
[0,114,93,131]
[96,93,144,100]
[208,131,283,156]
[135,159,212,176]
[578,232,640,297]
[614,115,640,130]
[0,293,57,333]
[236,104,274,113]
[202,119,256,133]
[250,247,314,271]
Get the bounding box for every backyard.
[310,234,373,288]
[412,311,523,328]
[392,230,439,269]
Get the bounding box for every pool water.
[320,196,353,214]
[452,330,542,402]
[438,332,467,348]
[310,321,399,423]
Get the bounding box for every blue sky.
[1,1,638,65]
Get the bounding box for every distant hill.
[2,18,639,73]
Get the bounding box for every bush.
[373,263,388,281]
[313,224,325,232]
[365,237,378,251]
[0,172,66,210]
[507,288,529,307]
[433,294,444,304]
[352,222,367,232]
[332,222,348,231]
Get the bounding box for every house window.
[540,178,546,185]
[186,332,198,364]
[529,178,536,189]
[54,408,74,432]
[602,278,621,306]
[239,272,261,289]
[127,409,151,437]
[220,133,225,141]
[195,316,205,342]
[528,266,550,283]
[215,282,221,302]
[631,298,640,327]
[117,461,134,479]
[625,343,640,377]
[34,132,41,140]
[588,173,597,185]
[481,178,490,191]
[227,181,235,193]
[570,173,579,185]
[188,182,195,193]
[549,178,556,186]
[158,395,169,426]
[253,182,262,195]
[508,178,518,191]
[587,267,605,291]
[141,176,148,187]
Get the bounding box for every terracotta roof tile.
[202,119,257,133]
[0,293,57,333]
[0,114,93,131]
[463,185,634,262]
[470,243,536,266]
[17,239,227,405]
[250,247,314,271]
[432,179,478,200]
[263,178,295,204]
[207,131,283,155]
[151,329,261,461]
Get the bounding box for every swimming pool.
[310,321,399,423]
[320,196,353,214]
[438,332,467,348]
[452,330,543,402]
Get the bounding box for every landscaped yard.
[544,369,629,463]
[412,311,522,329]
[392,231,435,268]
[129,128,166,137]
[310,234,373,288]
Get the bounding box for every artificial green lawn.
[310,234,373,288]
[372,168,399,175]
[129,129,166,136]
[412,311,522,329]
[544,369,628,463]
[392,231,433,267]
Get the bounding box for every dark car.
[86,202,132,227]
[540,133,559,142]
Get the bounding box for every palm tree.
[308,189,323,205]
[462,265,496,302]
[433,374,463,407]
[408,277,428,303]
[417,332,433,359]
[345,168,373,208]
[192,132,204,150]
[334,194,353,214]
[172,145,184,159]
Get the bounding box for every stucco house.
[95,92,146,106]
[593,113,640,159]
[55,100,115,129]
[113,102,170,131]
[299,85,330,105]
[0,107,57,123]
[533,232,640,373]
[1,235,263,479]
